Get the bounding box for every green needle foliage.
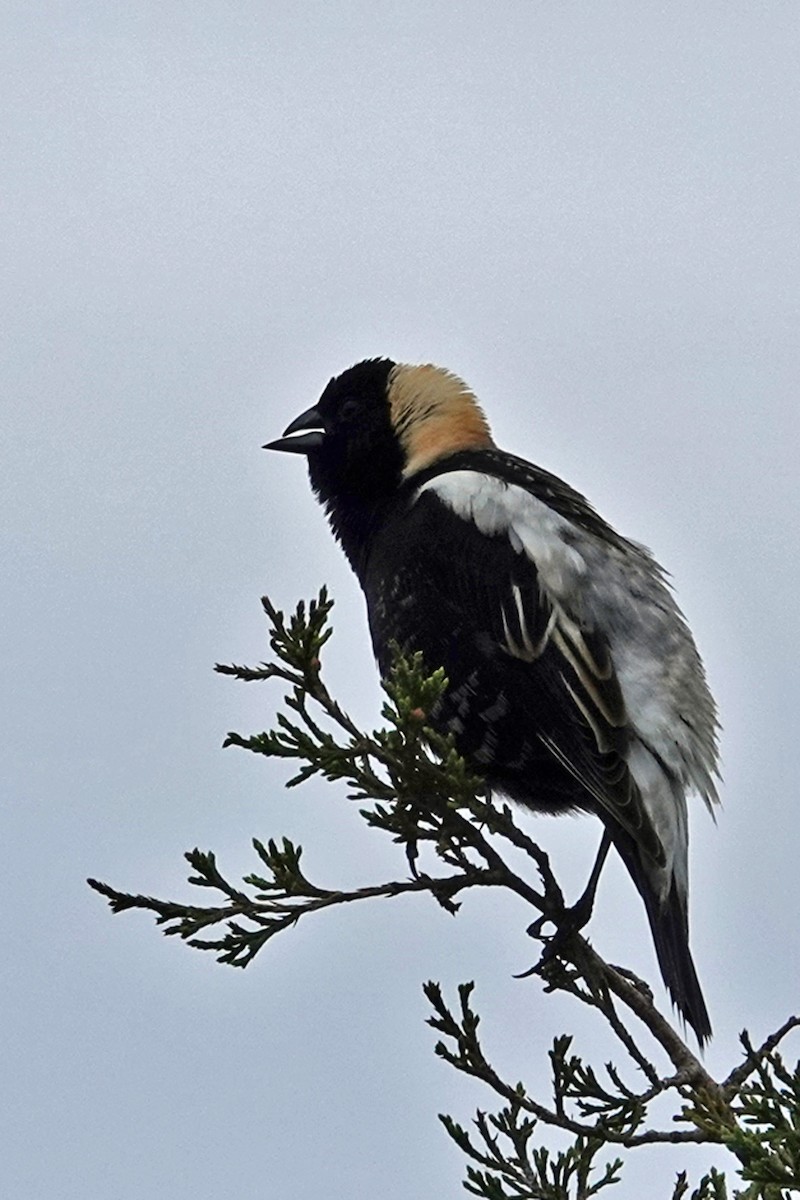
[88,590,800,1199]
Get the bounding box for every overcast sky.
[4,3,800,1197]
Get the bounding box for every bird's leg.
[405,832,420,878]
[527,828,612,946]
[566,826,612,931]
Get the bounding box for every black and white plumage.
[266,357,720,1043]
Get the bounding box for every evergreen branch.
[425,980,718,1151]
[89,843,505,968]
[723,1019,800,1096]
[671,1167,728,1200]
[90,589,800,1196]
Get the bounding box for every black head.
[266,358,496,579]
[266,357,402,505]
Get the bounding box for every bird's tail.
[611,833,712,1047]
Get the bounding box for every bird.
[265,357,720,1043]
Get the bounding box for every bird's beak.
[263,405,326,455]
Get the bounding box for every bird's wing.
[408,467,666,866]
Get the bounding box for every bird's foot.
[607,963,654,1003]
[517,893,594,979]
[527,886,594,943]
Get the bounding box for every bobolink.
[266,358,720,1043]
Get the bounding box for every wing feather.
[412,469,667,866]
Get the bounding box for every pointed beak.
[263,405,325,455]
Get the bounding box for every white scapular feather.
[416,468,718,898]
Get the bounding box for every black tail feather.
[611,834,712,1046]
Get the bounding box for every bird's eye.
[339,398,360,422]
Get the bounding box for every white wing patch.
[416,471,587,601]
[415,466,719,872]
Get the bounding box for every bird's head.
[265,358,495,505]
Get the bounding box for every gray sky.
[3,3,799,1196]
